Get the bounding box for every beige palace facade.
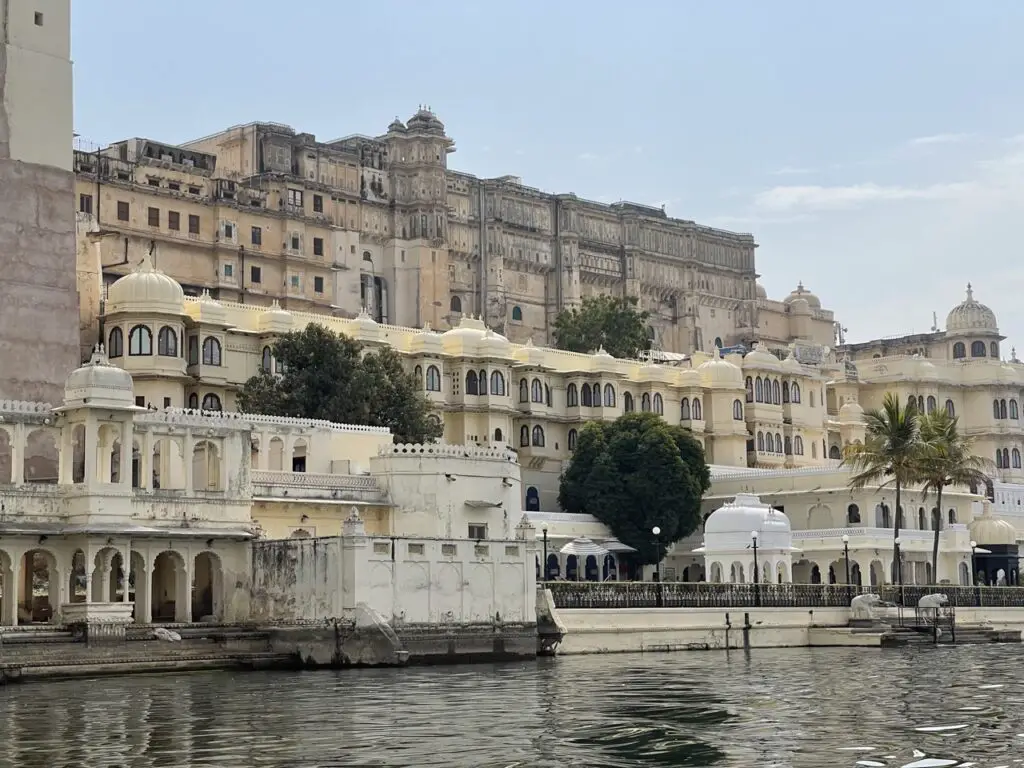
[74,109,837,361]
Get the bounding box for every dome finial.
[136,241,156,273]
[966,282,973,301]
[797,280,804,292]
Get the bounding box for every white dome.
[514,338,546,366]
[946,283,998,335]
[410,323,444,355]
[703,493,792,552]
[258,300,293,334]
[781,352,803,373]
[63,345,136,410]
[744,344,781,371]
[838,400,864,423]
[968,502,1017,546]
[442,315,489,342]
[697,349,743,386]
[782,281,821,309]
[755,282,767,299]
[106,251,184,315]
[195,289,227,326]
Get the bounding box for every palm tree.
[917,408,991,583]
[842,392,923,588]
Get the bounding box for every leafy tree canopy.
[237,323,443,444]
[552,295,652,359]
[558,412,711,563]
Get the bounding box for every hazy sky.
[71,1,1024,350]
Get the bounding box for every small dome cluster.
[783,281,821,310]
[968,501,1017,546]
[946,283,999,335]
[703,493,793,551]
[404,105,445,136]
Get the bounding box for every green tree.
[552,295,652,359]
[558,412,711,563]
[916,408,990,582]
[842,392,923,586]
[237,323,443,444]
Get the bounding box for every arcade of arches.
[0,541,227,626]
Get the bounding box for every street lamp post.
[970,539,981,607]
[652,526,663,607]
[842,534,851,602]
[750,530,761,607]
[541,523,549,582]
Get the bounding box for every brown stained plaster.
[0,44,9,157]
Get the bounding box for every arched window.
[829,444,841,460]
[994,399,1001,419]
[756,431,764,451]
[128,325,152,356]
[754,377,764,403]
[532,425,545,447]
[545,384,551,407]
[623,392,634,412]
[775,432,782,452]
[426,365,441,392]
[414,365,423,389]
[490,370,506,396]
[681,397,691,420]
[580,383,592,407]
[568,429,577,451]
[108,327,123,358]
[997,450,1004,469]
[732,399,743,420]
[952,341,966,359]
[1015,448,1022,468]
[991,341,1000,359]
[653,393,664,415]
[603,384,615,407]
[1000,399,1008,419]
[1002,448,1010,469]
[1011,399,1019,420]
[157,326,178,356]
[791,383,801,403]
[465,370,479,395]
[948,508,956,525]
[917,395,924,412]
[692,398,702,420]
[918,507,926,530]
[188,393,199,409]
[971,340,987,357]
[519,378,529,403]
[809,390,815,408]
[641,393,651,412]
[926,395,936,413]
[782,381,790,403]
[772,379,781,405]
[784,436,792,454]
[794,435,804,455]
[526,486,541,513]
[201,393,222,412]
[745,377,754,403]
[261,346,273,373]
[450,296,462,313]
[202,337,222,366]
[531,378,543,403]
[519,425,529,447]
[494,428,503,443]
[847,504,860,524]
[766,432,774,452]
[945,399,955,417]
[511,306,523,321]
[477,369,487,395]
[566,383,578,406]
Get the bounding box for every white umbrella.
[559,537,610,581]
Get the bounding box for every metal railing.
[544,581,1023,610]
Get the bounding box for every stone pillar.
[121,546,132,603]
[11,423,24,486]
[340,508,370,616]
[8,555,22,626]
[179,558,193,623]
[119,422,132,486]
[184,430,194,492]
[97,566,111,604]
[135,564,153,624]
[141,433,152,490]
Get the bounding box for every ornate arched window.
[994,399,1002,419]
[681,397,691,420]
[465,370,479,395]
[202,337,221,366]
[567,383,578,406]
[991,341,1000,359]
[791,383,801,403]
[519,425,529,447]
[641,393,651,412]
[745,377,754,403]
[926,395,936,413]
[490,370,506,396]
[1014,448,1022,468]
[623,392,634,412]
[511,306,523,321]
[1000,399,1008,420]
[794,436,804,455]
[782,381,790,403]
[1003,448,1010,469]
[414,365,423,389]
[580,383,592,407]
[603,384,616,407]
[756,431,764,451]
[157,326,178,356]
[971,340,987,357]
[754,377,764,402]
[531,378,543,403]
[952,342,966,359]
[847,504,860,524]
[519,378,529,402]
[732,399,743,420]
[653,393,664,415]
[775,432,782,452]
[108,327,124,358]
[188,392,199,409]
[531,425,545,447]
[477,369,488,395]
[784,436,792,454]
[945,399,955,417]
[568,429,578,451]
[772,379,781,405]
[128,325,152,356]
[692,398,702,420]
[261,346,273,373]
[201,393,222,412]
[997,450,1004,469]
[494,428,503,443]
[450,295,462,313]
[1011,399,1020,420]
[426,365,441,392]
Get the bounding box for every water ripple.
[0,645,1023,766]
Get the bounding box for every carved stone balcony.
[250,470,385,503]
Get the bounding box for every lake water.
[1,646,1023,767]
